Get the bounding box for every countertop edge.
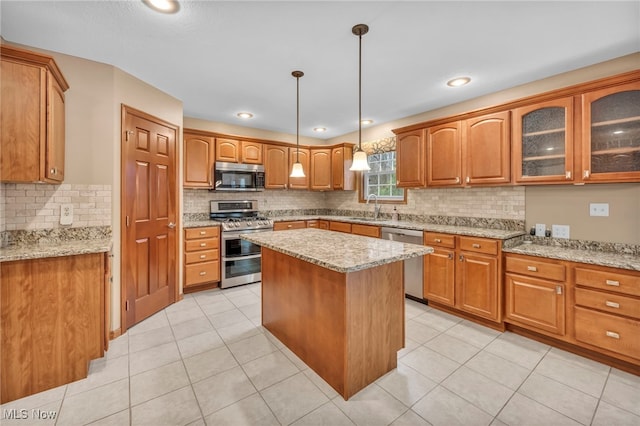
[0,239,113,263]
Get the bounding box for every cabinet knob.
[583,170,590,179]
[459,255,464,262]
[472,243,481,248]
[556,285,562,295]
[605,279,620,287]
[200,243,207,247]
[199,271,207,276]
[199,254,206,259]
[465,176,470,183]
[605,301,620,309]
[455,177,460,183]
[434,238,442,243]
[447,253,453,260]
[200,231,206,235]
[565,171,572,179]
[50,168,56,175]
[527,266,538,272]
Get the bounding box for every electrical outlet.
[589,203,609,217]
[535,223,546,237]
[60,203,73,225]
[552,224,570,239]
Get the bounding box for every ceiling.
[1,1,639,140]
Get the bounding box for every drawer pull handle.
[200,243,207,247]
[200,231,206,235]
[605,280,620,287]
[434,238,442,243]
[472,243,481,248]
[287,225,292,228]
[605,331,620,339]
[605,301,620,309]
[199,271,207,276]
[527,266,538,272]
[199,254,206,259]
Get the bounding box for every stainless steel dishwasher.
[381,227,424,299]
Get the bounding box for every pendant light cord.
[296,72,300,163]
[358,30,362,151]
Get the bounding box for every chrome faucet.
[366,194,381,220]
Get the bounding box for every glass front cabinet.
[512,97,574,183]
[581,82,640,182]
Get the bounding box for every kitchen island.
[241,228,433,400]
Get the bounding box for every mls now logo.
[3,409,28,419]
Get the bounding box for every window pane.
[363,150,404,201]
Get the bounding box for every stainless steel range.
[210,200,273,288]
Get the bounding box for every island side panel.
[345,261,404,399]
[261,247,348,397]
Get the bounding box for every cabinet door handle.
[199,254,206,259]
[605,279,620,287]
[583,170,590,179]
[605,331,620,339]
[447,253,453,260]
[200,243,207,247]
[199,271,207,276]
[459,255,464,262]
[465,176,470,183]
[605,301,620,309]
[527,266,538,272]
[50,167,57,175]
[434,238,442,243]
[565,171,572,179]
[472,243,481,248]
[455,177,460,183]
[556,285,563,295]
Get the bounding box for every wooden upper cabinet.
[216,138,240,162]
[184,132,215,188]
[310,148,332,191]
[512,97,575,184]
[581,81,640,183]
[331,144,356,190]
[396,129,426,187]
[463,111,511,185]
[1,45,69,183]
[427,122,462,186]
[263,144,289,189]
[288,147,310,189]
[241,141,263,164]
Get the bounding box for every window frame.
[358,151,407,204]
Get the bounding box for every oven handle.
[222,254,262,262]
[222,230,272,240]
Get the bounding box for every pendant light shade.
[349,24,371,172]
[290,70,306,178]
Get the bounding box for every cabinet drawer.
[185,249,219,265]
[185,238,218,252]
[575,306,640,360]
[575,288,640,320]
[307,220,328,229]
[185,261,220,286]
[458,236,498,255]
[351,224,381,238]
[423,232,455,248]
[575,267,640,297]
[273,221,306,231]
[185,226,219,240]
[329,221,352,233]
[505,256,566,282]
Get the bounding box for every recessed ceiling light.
[446,77,471,87]
[313,127,327,133]
[236,112,253,119]
[142,0,180,14]
[361,119,374,125]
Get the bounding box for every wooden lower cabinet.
[273,220,306,231]
[329,221,352,234]
[1,253,107,403]
[307,220,329,230]
[423,233,502,324]
[351,224,381,238]
[183,226,220,292]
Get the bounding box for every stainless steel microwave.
[214,162,265,191]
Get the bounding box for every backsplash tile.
[183,189,327,214]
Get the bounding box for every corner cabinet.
[581,81,640,182]
[1,45,69,183]
[396,129,426,187]
[512,97,575,183]
[184,132,215,188]
[263,144,289,189]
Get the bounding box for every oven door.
[221,254,262,288]
[222,232,262,258]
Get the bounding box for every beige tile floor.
[2,282,639,426]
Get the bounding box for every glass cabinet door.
[512,97,574,183]
[582,82,640,182]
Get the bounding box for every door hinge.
[125,300,130,311]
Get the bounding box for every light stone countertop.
[240,228,433,273]
[183,220,221,229]
[0,239,113,262]
[504,243,640,272]
[270,215,525,240]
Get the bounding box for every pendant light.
[349,24,371,172]
[290,70,306,178]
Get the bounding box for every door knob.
[168,222,176,229]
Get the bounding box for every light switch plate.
[590,203,609,217]
[552,224,570,239]
[535,223,546,237]
[60,204,73,225]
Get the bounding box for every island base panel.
[261,247,404,400]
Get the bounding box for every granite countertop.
[183,220,221,229]
[0,239,113,262]
[271,215,525,240]
[504,243,640,272]
[240,228,433,273]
